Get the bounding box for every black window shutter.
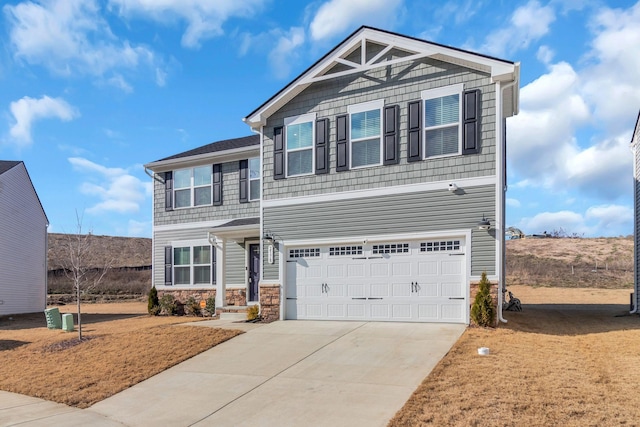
[164,171,173,211]
[239,159,248,203]
[383,105,399,165]
[164,246,172,286]
[336,114,349,172]
[407,101,422,162]
[315,118,329,174]
[213,164,222,206]
[273,126,285,180]
[463,89,480,154]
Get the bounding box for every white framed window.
[285,113,315,177]
[249,157,260,201]
[173,244,213,285]
[173,166,212,208]
[348,100,383,168]
[422,84,463,159]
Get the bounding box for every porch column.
[215,237,226,308]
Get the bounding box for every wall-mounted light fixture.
[448,183,458,193]
[263,232,274,242]
[478,215,491,231]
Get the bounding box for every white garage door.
[285,238,467,323]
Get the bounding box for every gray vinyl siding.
[262,57,496,201]
[263,184,496,279]
[225,241,246,286]
[153,226,253,288]
[0,164,48,316]
[154,160,259,227]
[635,141,640,310]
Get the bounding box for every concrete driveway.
[2,320,465,427]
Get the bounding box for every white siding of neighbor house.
[0,163,48,315]
[634,123,640,312]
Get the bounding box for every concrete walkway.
[1,320,465,427]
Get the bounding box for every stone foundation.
[225,288,246,306]
[259,284,280,323]
[158,288,246,307]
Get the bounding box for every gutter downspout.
[144,167,165,183]
[497,79,518,324]
[632,144,638,314]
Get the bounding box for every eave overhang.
[144,144,260,172]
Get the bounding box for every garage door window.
[329,246,363,256]
[372,243,409,254]
[289,248,320,258]
[421,240,461,252]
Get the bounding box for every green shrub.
[247,304,259,321]
[184,296,202,316]
[205,296,216,317]
[470,271,495,327]
[159,294,177,316]
[147,286,160,315]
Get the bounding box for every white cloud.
[268,27,305,79]
[106,74,133,93]
[68,157,152,215]
[8,95,79,145]
[109,0,266,48]
[536,45,555,64]
[480,0,555,57]
[517,204,633,237]
[506,198,521,208]
[4,0,162,87]
[310,0,403,41]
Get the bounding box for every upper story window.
[174,166,212,208]
[249,157,260,201]
[348,100,383,168]
[422,84,463,158]
[284,113,315,177]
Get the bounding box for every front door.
[248,244,260,302]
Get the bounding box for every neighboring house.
[0,161,49,316]
[146,26,520,324]
[632,110,640,313]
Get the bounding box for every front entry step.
[218,306,248,321]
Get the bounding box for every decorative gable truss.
[244,27,520,130]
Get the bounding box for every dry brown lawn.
[389,285,640,426]
[0,302,241,408]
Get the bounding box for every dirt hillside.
[506,237,633,289]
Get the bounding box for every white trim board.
[262,175,496,208]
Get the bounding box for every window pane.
[175,189,191,208]
[425,126,459,157]
[287,149,312,176]
[250,180,260,200]
[194,186,211,206]
[425,94,459,127]
[352,138,380,167]
[174,247,190,265]
[193,246,211,265]
[249,157,260,179]
[174,266,190,285]
[286,122,313,150]
[351,109,380,140]
[194,166,211,186]
[174,169,191,189]
[194,266,211,284]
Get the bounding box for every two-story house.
[633,109,640,314]
[146,26,520,324]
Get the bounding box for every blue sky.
[1,0,638,238]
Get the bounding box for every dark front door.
[249,244,260,302]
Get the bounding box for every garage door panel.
[370,283,390,297]
[418,261,438,275]
[392,283,411,297]
[441,282,463,297]
[286,238,467,323]
[371,263,390,277]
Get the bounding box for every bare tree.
[61,211,114,340]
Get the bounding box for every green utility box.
[44,308,62,329]
[61,313,74,332]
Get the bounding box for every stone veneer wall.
[259,284,280,322]
[158,289,246,307]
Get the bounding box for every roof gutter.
[144,167,164,183]
[145,144,260,171]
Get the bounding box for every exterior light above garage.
[478,216,491,231]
